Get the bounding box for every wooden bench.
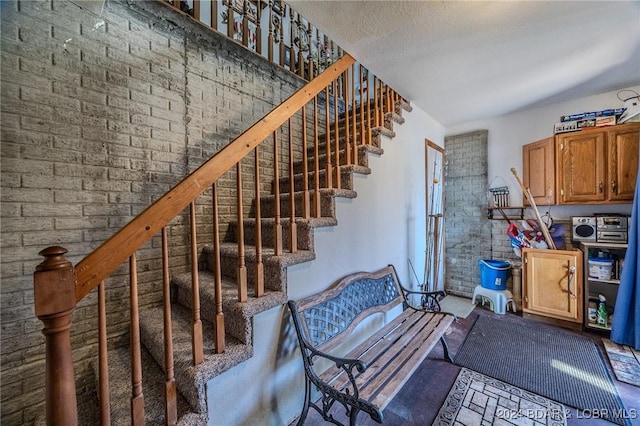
[288,265,455,425]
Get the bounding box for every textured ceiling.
[288,1,640,127]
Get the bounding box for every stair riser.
[258,191,336,219]
[227,219,314,251]
[201,250,286,292]
[293,148,370,176]
[171,277,252,345]
[277,167,356,193]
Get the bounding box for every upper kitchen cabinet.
[555,122,640,204]
[522,136,555,205]
[608,123,640,201]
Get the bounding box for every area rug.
[454,316,629,425]
[438,295,475,319]
[433,368,566,426]
[603,339,640,387]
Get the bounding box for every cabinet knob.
[611,180,618,195]
[599,181,603,193]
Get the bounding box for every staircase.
[94,99,412,424]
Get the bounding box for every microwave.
[571,217,596,242]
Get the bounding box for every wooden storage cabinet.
[522,248,583,323]
[555,122,640,204]
[608,124,640,201]
[580,242,627,333]
[522,136,555,205]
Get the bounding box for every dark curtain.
[611,171,640,350]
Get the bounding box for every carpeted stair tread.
[95,345,195,426]
[139,303,253,415]
[280,164,371,193]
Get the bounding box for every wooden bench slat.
[368,315,454,409]
[318,309,418,386]
[321,310,446,398]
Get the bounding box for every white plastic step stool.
[472,286,516,315]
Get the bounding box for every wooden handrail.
[74,54,355,301]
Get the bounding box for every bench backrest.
[291,265,404,353]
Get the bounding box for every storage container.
[479,259,511,290]
[588,257,614,280]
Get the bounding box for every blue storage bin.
[479,259,511,290]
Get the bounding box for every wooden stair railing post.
[301,104,310,219]
[33,246,78,426]
[129,253,145,425]
[236,162,248,301]
[189,202,204,364]
[254,146,265,297]
[343,69,351,166]
[212,182,225,353]
[351,64,357,163]
[324,86,333,189]
[98,281,111,425]
[161,227,178,424]
[313,96,321,218]
[332,79,341,188]
[273,129,283,255]
[287,117,297,252]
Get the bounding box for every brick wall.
[0,0,306,423]
[444,130,491,297]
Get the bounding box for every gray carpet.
[454,316,629,426]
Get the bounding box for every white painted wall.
[205,105,445,425]
[447,85,640,220]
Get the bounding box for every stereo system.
[571,216,628,243]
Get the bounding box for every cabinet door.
[523,137,555,205]
[557,130,607,203]
[522,248,582,323]
[607,123,640,202]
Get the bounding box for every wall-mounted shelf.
[487,206,526,220]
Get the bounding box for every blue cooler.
[478,259,511,290]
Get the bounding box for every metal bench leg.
[349,407,361,426]
[440,336,453,363]
[295,378,312,425]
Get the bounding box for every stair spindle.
[366,67,372,145]
[279,5,285,67]
[227,0,234,39]
[273,130,283,255]
[267,0,274,62]
[313,96,321,217]
[333,79,341,188]
[255,0,262,55]
[359,64,365,147]
[236,162,248,302]
[211,0,218,31]
[351,64,357,163]
[212,182,225,354]
[301,104,310,219]
[325,86,333,189]
[189,202,204,364]
[193,0,200,20]
[288,118,297,252]
[343,69,351,165]
[242,0,250,47]
[374,76,380,128]
[254,146,264,297]
[98,281,111,425]
[129,253,145,425]
[161,227,178,425]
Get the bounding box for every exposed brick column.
[444,130,491,297]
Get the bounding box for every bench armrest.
[288,301,367,397]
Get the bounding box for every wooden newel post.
[34,246,78,426]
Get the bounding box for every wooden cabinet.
[608,124,640,201]
[522,122,640,205]
[522,136,555,205]
[522,248,583,323]
[555,122,640,204]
